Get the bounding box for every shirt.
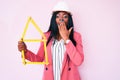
[52,39,66,80]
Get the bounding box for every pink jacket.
[25,31,84,80]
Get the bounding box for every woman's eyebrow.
[63,13,68,15]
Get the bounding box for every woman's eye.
[56,15,59,18]
[63,15,68,18]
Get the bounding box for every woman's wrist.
[24,49,28,53]
[64,39,70,44]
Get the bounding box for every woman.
[18,1,84,80]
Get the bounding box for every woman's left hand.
[58,22,73,41]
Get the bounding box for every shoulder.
[43,31,51,39]
[73,31,83,43]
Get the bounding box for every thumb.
[20,38,23,42]
[69,27,73,33]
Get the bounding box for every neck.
[56,34,62,41]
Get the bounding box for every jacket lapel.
[46,40,53,65]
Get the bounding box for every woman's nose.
[59,19,64,22]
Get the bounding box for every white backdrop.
[0,0,120,80]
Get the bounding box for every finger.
[18,43,25,47]
[18,45,22,52]
[62,22,66,26]
[18,45,23,50]
[63,23,67,30]
[60,22,64,27]
[60,22,66,30]
[69,27,73,33]
[18,43,26,49]
[59,23,63,31]
[19,48,24,52]
[58,24,61,31]
[18,41,23,44]
[18,46,25,52]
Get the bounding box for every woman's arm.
[25,41,45,62]
[24,32,50,62]
[65,32,84,66]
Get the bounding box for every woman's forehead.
[57,11,68,15]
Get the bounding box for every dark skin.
[18,11,72,53]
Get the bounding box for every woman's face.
[56,11,69,26]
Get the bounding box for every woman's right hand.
[18,41,27,53]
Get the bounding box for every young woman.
[18,1,84,80]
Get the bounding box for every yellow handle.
[20,17,49,65]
